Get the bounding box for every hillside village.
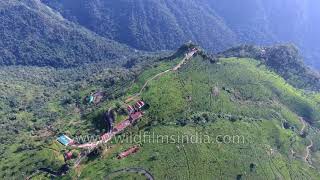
[27,46,199,179]
[22,43,320,179]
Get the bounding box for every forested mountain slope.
[43,0,320,68]
[0,0,138,67]
[42,0,237,52]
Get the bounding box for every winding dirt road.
[139,69,171,95]
[304,137,313,163]
[299,117,313,165]
[26,165,69,180]
[172,50,196,71]
[299,117,306,136]
[73,132,114,167]
[105,168,154,180]
[138,50,197,96]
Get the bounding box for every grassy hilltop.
[74,49,320,179]
[1,45,320,179]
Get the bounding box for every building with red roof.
[135,100,145,109]
[129,112,143,123]
[64,152,73,160]
[117,146,140,159]
[127,105,135,114]
[113,120,131,133]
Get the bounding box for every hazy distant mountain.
[206,0,320,67]
[42,0,320,68]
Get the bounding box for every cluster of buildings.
[127,100,145,114]
[113,100,145,133]
[56,93,147,163]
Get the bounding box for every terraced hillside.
[54,47,320,179]
[2,45,320,179]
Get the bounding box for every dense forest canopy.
[43,0,320,68]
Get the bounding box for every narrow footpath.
[299,117,313,165]
[137,49,197,96]
[305,137,313,163]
